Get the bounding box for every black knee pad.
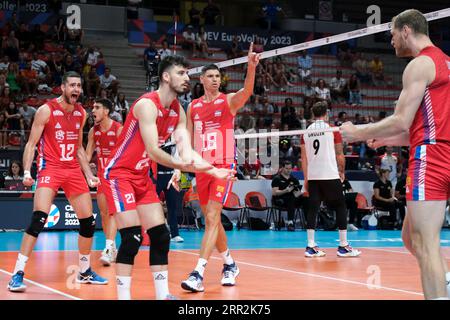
[79,216,96,238]
[147,224,170,266]
[26,211,48,238]
[116,226,143,265]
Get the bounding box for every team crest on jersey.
[194,114,200,120]
[107,131,116,136]
[73,111,82,117]
[75,123,80,129]
[214,99,224,105]
[95,131,101,136]
[53,110,64,116]
[55,122,62,129]
[169,109,177,117]
[55,130,65,141]
[214,111,222,117]
[193,102,203,108]
[216,185,225,192]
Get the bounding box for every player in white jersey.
[301,102,361,258]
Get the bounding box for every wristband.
[24,170,32,179]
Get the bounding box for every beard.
[170,82,190,95]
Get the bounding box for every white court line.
[176,250,423,297]
[0,268,82,300]
[363,247,450,260]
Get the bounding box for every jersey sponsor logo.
[107,131,116,136]
[73,111,82,117]
[55,122,62,129]
[214,110,222,117]
[194,114,200,120]
[193,102,203,108]
[53,110,64,116]
[214,99,224,105]
[169,109,177,117]
[95,131,102,136]
[55,130,65,141]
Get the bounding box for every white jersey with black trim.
[302,120,340,180]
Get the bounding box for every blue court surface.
[1,229,450,252]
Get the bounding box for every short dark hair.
[311,102,328,118]
[62,71,81,84]
[158,55,189,81]
[95,98,113,115]
[392,9,428,36]
[282,160,292,168]
[338,111,347,118]
[201,64,220,75]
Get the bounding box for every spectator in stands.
[63,53,80,74]
[337,45,354,67]
[20,61,38,96]
[372,169,402,229]
[395,174,407,227]
[114,93,129,122]
[340,179,359,230]
[30,25,45,51]
[9,12,20,33]
[334,111,347,127]
[181,25,198,57]
[379,146,399,187]
[0,56,10,72]
[330,70,347,103]
[314,78,331,107]
[18,103,36,130]
[158,40,172,60]
[179,89,192,112]
[83,46,101,76]
[253,37,264,53]
[271,160,307,231]
[5,101,23,134]
[261,0,286,30]
[347,73,362,106]
[48,52,64,86]
[226,36,243,60]
[0,113,7,149]
[16,24,31,50]
[261,94,276,126]
[3,31,20,62]
[297,50,312,81]
[352,52,371,84]
[253,75,266,96]
[219,68,229,93]
[281,98,294,126]
[31,53,50,83]
[6,63,21,94]
[196,26,212,58]
[4,160,24,190]
[273,57,294,91]
[85,66,101,98]
[243,148,265,180]
[53,17,67,43]
[302,77,316,105]
[369,55,385,86]
[64,26,84,54]
[202,0,222,26]
[191,82,204,99]
[0,86,12,110]
[0,74,9,97]
[303,98,313,121]
[353,113,363,124]
[189,0,201,28]
[99,67,119,95]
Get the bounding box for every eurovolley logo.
[44,204,61,228]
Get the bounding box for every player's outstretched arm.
[367,132,410,149]
[341,56,434,143]
[227,42,261,115]
[22,104,50,186]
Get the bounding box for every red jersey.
[190,93,235,165]
[104,91,180,179]
[93,120,121,177]
[410,46,450,148]
[37,98,85,171]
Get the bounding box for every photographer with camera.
[271,160,308,231]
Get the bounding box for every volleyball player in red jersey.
[86,98,122,266]
[181,43,260,292]
[341,10,450,299]
[102,55,235,300]
[8,72,108,292]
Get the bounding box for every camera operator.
[271,160,308,231]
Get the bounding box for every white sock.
[432,297,449,300]
[79,254,90,273]
[13,253,29,274]
[446,272,450,298]
[220,249,234,265]
[153,271,169,300]
[116,276,131,300]
[307,229,316,248]
[339,230,349,247]
[106,239,115,250]
[194,258,208,277]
